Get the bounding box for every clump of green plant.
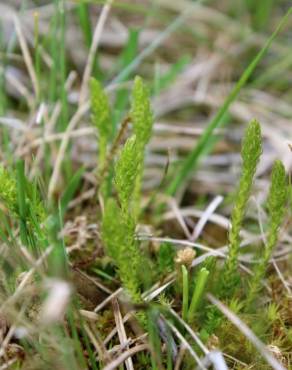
[0,161,70,278]
[202,120,288,346]
[0,162,47,248]
[219,119,262,297]
[246,160,288,307]
[100,76,154,302]
[0,165,18,214]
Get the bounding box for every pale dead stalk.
[79,0,114,106]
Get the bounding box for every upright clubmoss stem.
[246,160,288,307]
[220,120,262,297]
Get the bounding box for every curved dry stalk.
[79,0,114,106]
[102,344,149,370]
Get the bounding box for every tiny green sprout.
[90,78,112,166]
[247,160,288,307]
[221,119,262,296]
[228,298,244,314]
[266,303,280,324]
[114,135,141,211]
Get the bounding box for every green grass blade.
[188,267,209,322]
[76,2,92,48]
[181,265,189,322]
[167,7,292,196]
[59,0,68,131]
[109,9,190,86]
[16,160,29,246]
[59,167,85,220]
[49,3,58,103]
[153,55,190,95]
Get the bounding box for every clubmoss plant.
[102,135,143,301]
[101,198,141,302]
[220,119,262,296]
[203,122,288,343]
[131,76,153,149]
[130,76,154,215]
[90,78,112,168]
[101,76,153,303]
[115,135,141,212]
[246,160,288,307]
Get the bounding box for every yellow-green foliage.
[0,164,47,255]
[0,165,17,214]
[130,76,154,215]
[221,119,262,296]
[266,160,288,248]
[101,198,141,302]
[0,165,45,224]
[103,134,142,301]
[205,123,288,339]
[247,160,288,306]
[131,76,153,149]
[114,135,141,211]
[101,76,154,303]
[90,78,112,166]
